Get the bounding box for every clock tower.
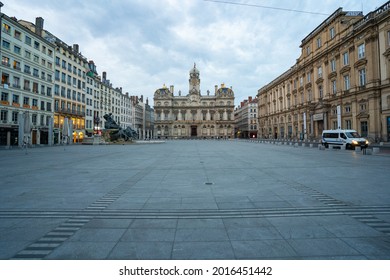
[189,63,200,95]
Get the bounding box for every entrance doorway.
[191,125,197,137]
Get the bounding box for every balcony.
[12,102,20,107]
[55,107,85,117]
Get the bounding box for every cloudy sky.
[3,0,386,106]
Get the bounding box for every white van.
[321,129,369,149]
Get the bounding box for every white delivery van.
[321,129,369,149]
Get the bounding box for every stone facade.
[257,3,390,142]
[154,64,235,139]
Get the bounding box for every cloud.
[2,0,386,105]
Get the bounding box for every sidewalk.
[0,140,389,259]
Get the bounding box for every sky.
[2,0,386,106]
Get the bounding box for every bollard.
[365,148,372,155]
[355,146,361,152]
[302,143,306,147]
[373,147,379,154]
[318,145,325,150]
[309,144,313,148]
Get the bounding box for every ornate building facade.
[257,3,390,142]
[153,64,235,139]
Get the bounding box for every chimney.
[215,85,218,94]
[248,96,252,102]
[241,102,244,107]
[35,17,44,36]
[73,44,79,53]
[170,85,174,94]
[146,98,149,105]
[140,95,143,102]
[102,72,107,82]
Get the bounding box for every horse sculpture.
[103,113,138,141]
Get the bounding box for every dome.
[189,63,199,74]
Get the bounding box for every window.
[308,90,312,102]
[332,121,338,130]
[12,76,20,88]
[1,110,7,121]
[317,66,322,78]
[2,23,11,34]
[33,55,39,63]
[359,68,366,86]
[360,121,368,137]
[24,79,30,91]
[13,60,21,70]
[346,120,352,129]
[34,41,40,50]
[307,72,311,82]
[25,50,31,59]
[345,106,351,113]
[317,37,322,48]
[358,43,365,59]
[344,75,350,90]
[318,85,323,99]
[25,36,31,45]
[32,99,38,107]
[332,80,337,94]
[330,27,335,39]
[1,92,9,102]
[32,114,37,125]
[54,84,60,96]
[55,56,60,66]
[12,94,19,104]
[2,55,10,66]
[61,60,66,69]
[12,111,18,122]
[24,65,31,74]
[55,70,60,81]
[306,46,310,55]
[343,52,349,66]
[32,82,38,93]
[14,30,21,40]
[41,101,45,111]
[33,68,39,77]
[360,103,367,111]
[23,96,29,105]
[330,59,336,72]
[47,102,52,112]
[2,40,10,49]
[14,45,21,54]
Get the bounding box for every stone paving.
[0,140,390,260]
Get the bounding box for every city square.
[0,140,389,260]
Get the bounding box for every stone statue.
[103,113,138,141]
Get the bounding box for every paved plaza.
[0,140,390,260]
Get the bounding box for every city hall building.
[153,64,235,139]
[257,3,390,142]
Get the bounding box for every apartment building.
[234,96,258,138]
[257,3,390,142]
[1,15,55,146]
